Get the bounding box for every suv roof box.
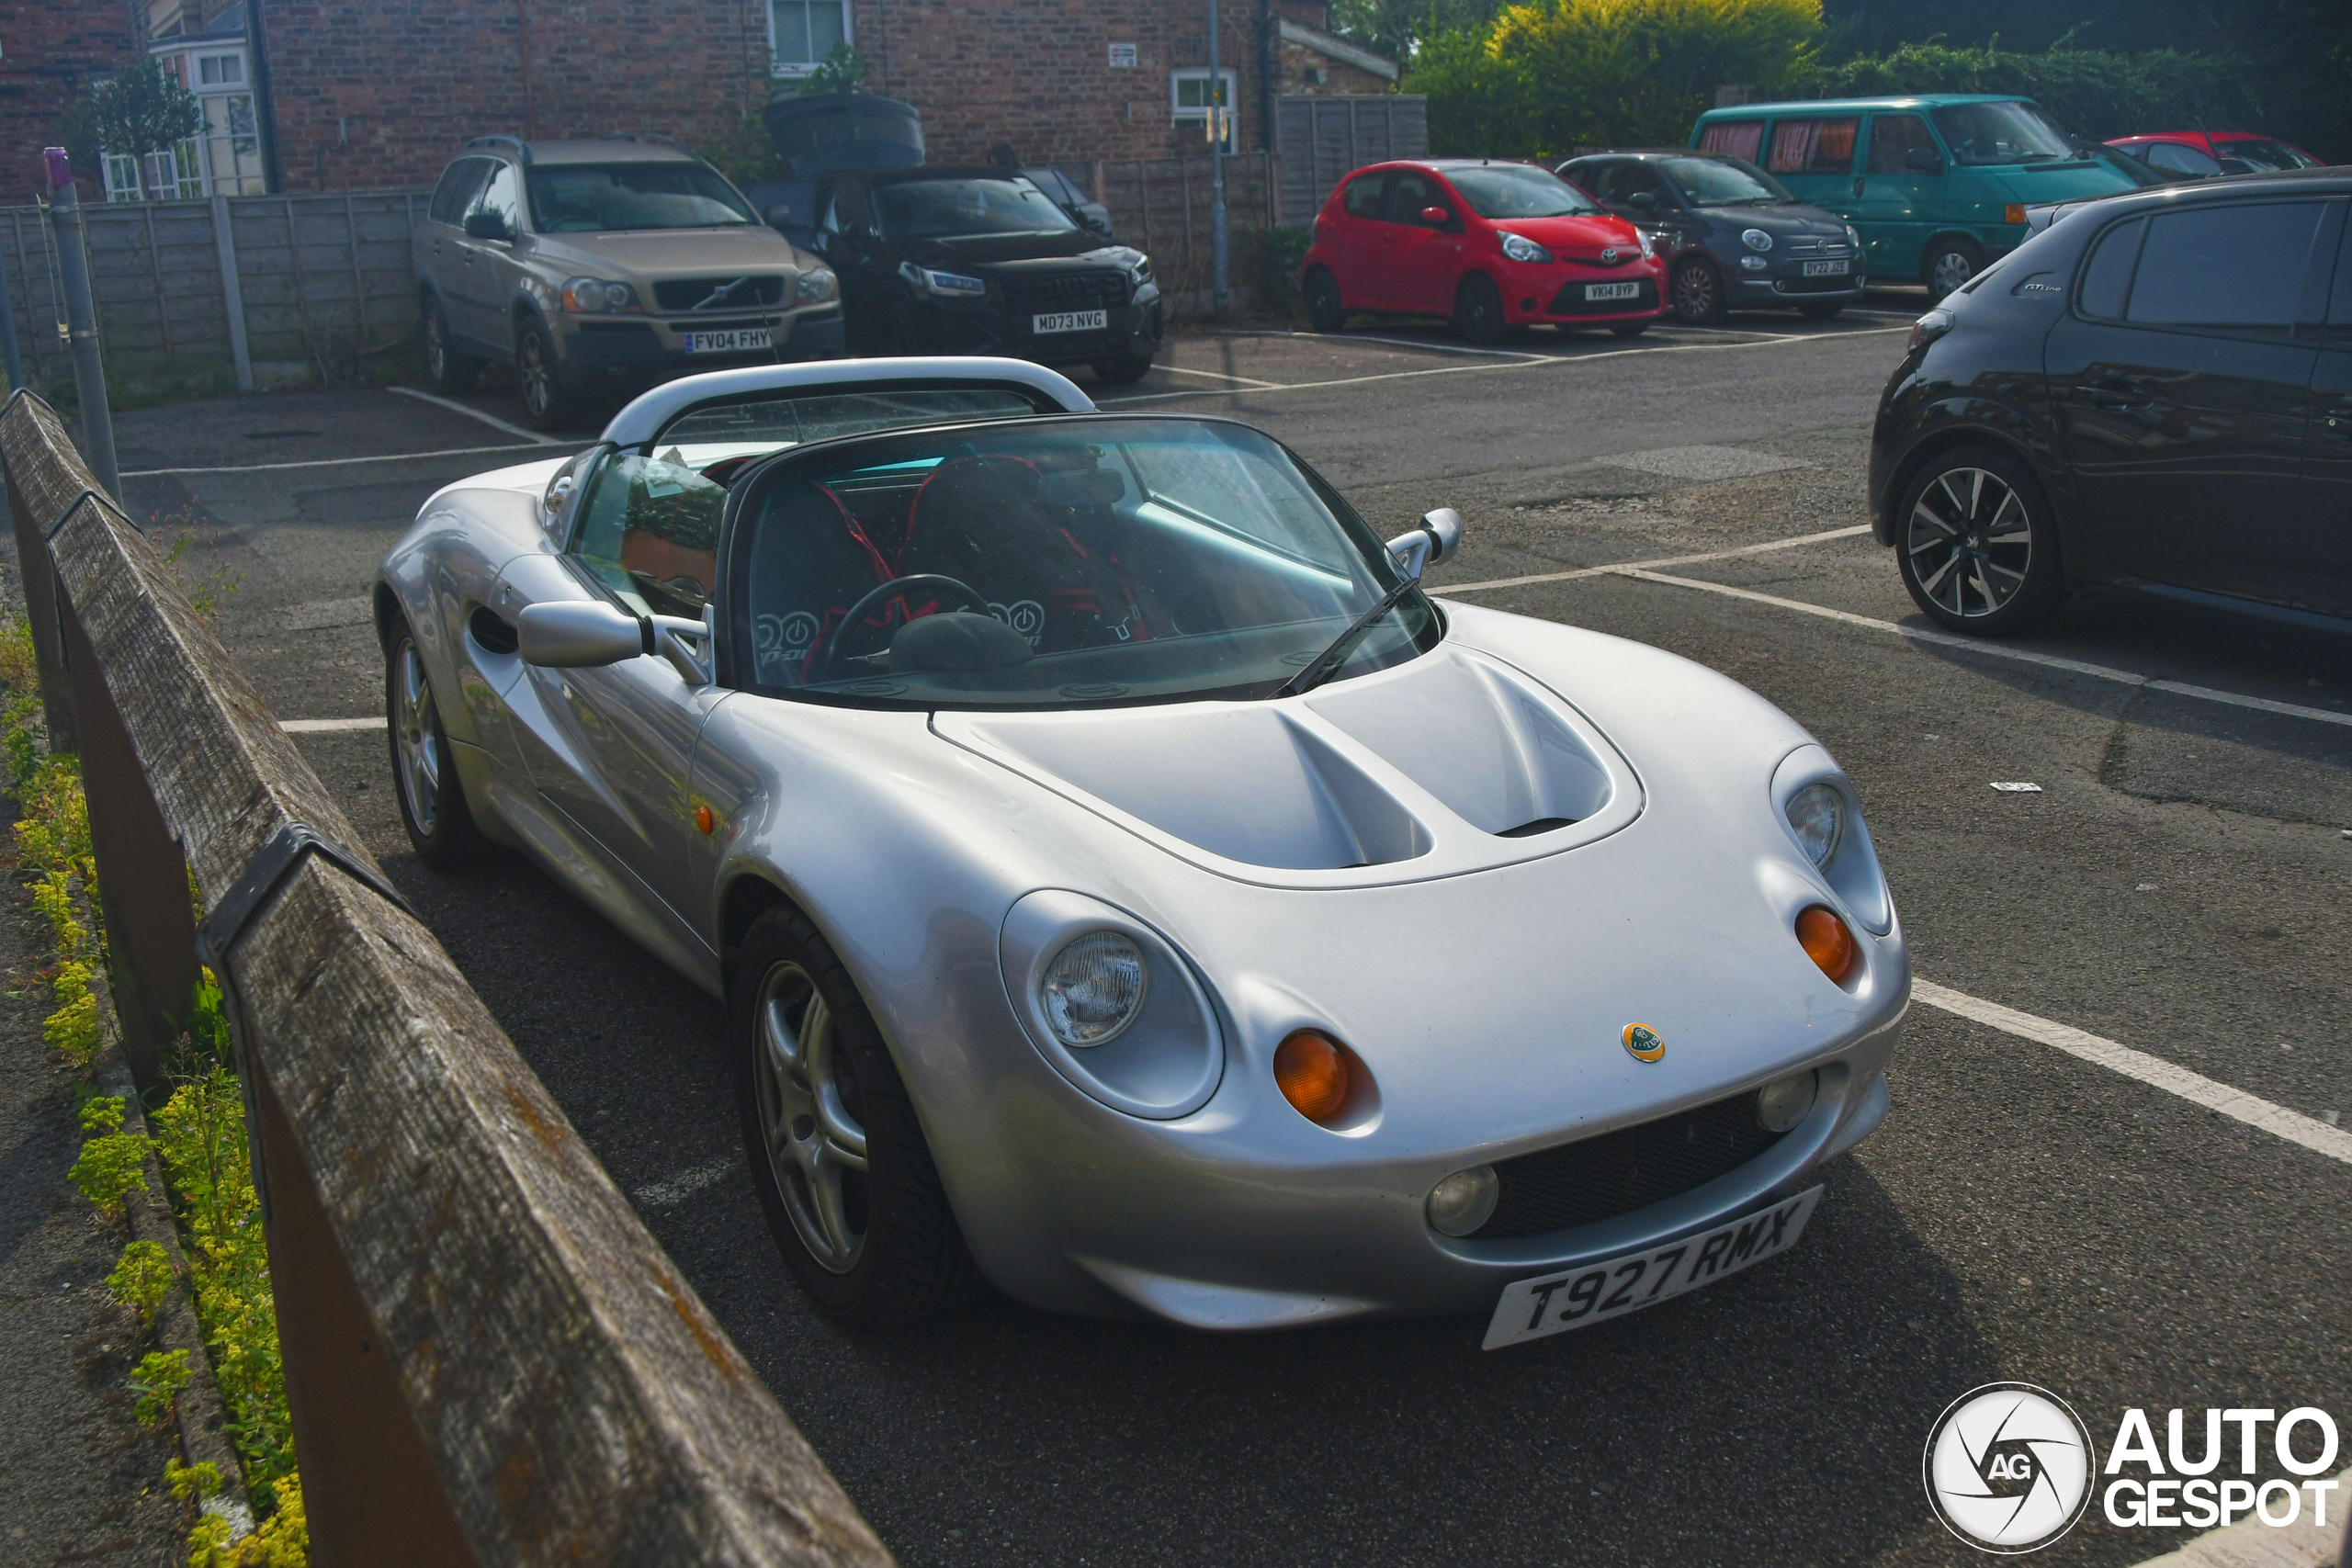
[763,94,924,178]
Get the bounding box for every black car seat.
[741,479,895,683]
[899,455,1149,652]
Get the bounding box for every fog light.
[1757,1070,1818,1134]
[1427,1165,1499,1236]
[1740,254,1769,271]
[1796,906,1857,984]
[1274,1030,1351,1122]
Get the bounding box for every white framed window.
[196,52,243,85]
[1170,66,1238,151]
[769,0,851,76]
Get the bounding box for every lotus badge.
[1622,1023,1665,1062]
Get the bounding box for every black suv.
[790,166,1161,383]
[1871,169,2352,635]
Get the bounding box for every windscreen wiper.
[1272,575,1429,699]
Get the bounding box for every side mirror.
[763,202,793,229]
[1903,147,1944,175]
[2218,157,2251,175]
[1419,204,1453,228]
[519,600,643,667]
[1628,189,1657,210]
[1383,507,1464,580]
[463,209,510,242]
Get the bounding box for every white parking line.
[1100,326,1910,405]
[633,1157,737,1208]
[122,440,567,479]
[1612,569,2352,729]
[387,384,564,443]
[281,716,386,732]
[1915,980,2352,1168]
[1151,364,1283,388]
[1438,524,1874,594]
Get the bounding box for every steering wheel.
[809,574,993,682]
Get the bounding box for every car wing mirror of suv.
[763,202,793,229]
[463,210,510,242]
[1629,189,1657,210]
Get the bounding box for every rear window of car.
[2122,201,2326,333]
[1765,118,1858,175]
[2077,217,2145,318]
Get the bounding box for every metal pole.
[0,232,23,390]
[41,150,120,502]
[1208,0,1228,316]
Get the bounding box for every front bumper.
[553,305,844,390]
[921,285,1163,367]
[1498,259,1666,325]
[936,963,1905,1330]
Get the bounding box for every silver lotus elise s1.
[376,357,1906,1346]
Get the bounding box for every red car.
[2104,131,2325,178]
[1298,159,1666,344]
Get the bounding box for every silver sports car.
[376,357,1907,1346]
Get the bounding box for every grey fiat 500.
[1559,150,1866,324]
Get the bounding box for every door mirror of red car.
[1419,205,1452,228]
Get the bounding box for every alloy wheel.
[425,312,448,381]
[1905,466,2031,619]
[1672,260,1717,322]
[753,960,869,1274]
[390,639,442,835]
[518,332,552,419]
[1929,248,1975,298]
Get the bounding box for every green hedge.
[1809,42,2264,144]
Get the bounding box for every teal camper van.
[1688,96,2143,296]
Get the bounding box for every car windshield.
[728,416,1437,706]
[1445,165,1599,219]
[875,177,1079,239]
[1657,155,1793,206]
[526,162,755,231]
[1929,102,2077,165]
[2222,138,2320,171]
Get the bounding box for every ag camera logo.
[1924,1383,2097,1553]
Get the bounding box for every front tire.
[1668,255,1727,324]
[1894,446,2064,635]
[384,616,489,867]
[1091,353,1154,385]
[1454,274,1507,345]
[514,320,575,433]
[423,298,481,393]
[733,905,980,1327]
[1923,236,1983,301]
[1302,267,1346,333]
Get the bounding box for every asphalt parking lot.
[102,299,2352,1568]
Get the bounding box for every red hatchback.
[1299,159,1666,344]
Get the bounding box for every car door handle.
[2087,378,2154,411]
[1852,177,1865,197]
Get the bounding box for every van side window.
[2076,218,2144,320]
[1698,120,1764,163]
[1766,118,1858,175]
[2126,202,2324,335]
[1866,117,1937,175]
[1342,173,1386,220]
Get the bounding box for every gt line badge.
[1924,1383,2096,1553]
[1622,1023,1665,1062]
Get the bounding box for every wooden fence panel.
[1276,96,1428,220]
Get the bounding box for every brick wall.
[259,0,1293,191]
[0,0,144,203]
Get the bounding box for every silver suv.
[415,134,842,430]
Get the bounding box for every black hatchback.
[793,165,1161,384]
[1558,149,1865,323]
[1870,169,2352,635]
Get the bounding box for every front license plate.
[681,328,772,354]
[1033,309,1108,334]
[1482,1186,1823,1350]
[1584,280,1643,302]
[1803,259,1850,276]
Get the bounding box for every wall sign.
[1108,42,1137,68]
